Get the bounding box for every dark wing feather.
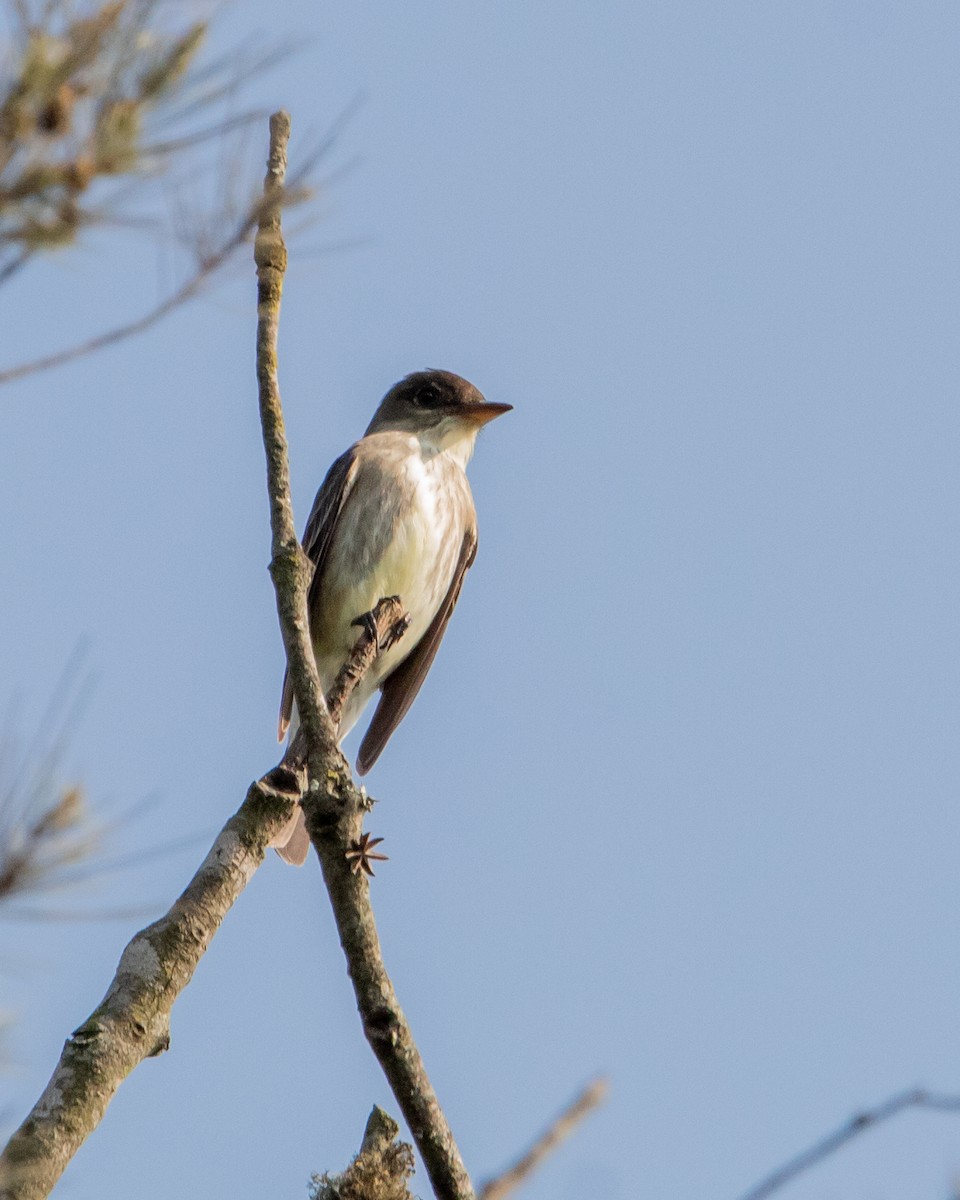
[277,447,359,739]
[356,527,478,775]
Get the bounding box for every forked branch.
[0,613,405,1200]
[253,110,476,1200]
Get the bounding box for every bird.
[273,369,512,865]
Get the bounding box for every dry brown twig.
[737,1087,960,1200]
[0,183,278,386]
[1,0,229,260]
[478,1078,609,1200]
[280,595,410,770]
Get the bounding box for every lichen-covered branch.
[0,773,297,1200]
[254,108,335,767]
[309,1106,415,1200]
[253,113,475,1200]
[303,790,476,1200]
[0,609,412,1199]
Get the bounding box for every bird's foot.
[351,608,381,647]
[381,611,411,651]
[351,597,411,652]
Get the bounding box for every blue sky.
[3,2,960,1197]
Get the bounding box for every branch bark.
[0,607,409,1199]
[252,111,476,1200]
[0,774,296,1200]
[253,109,336,769]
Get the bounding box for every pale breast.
[312,432,473,701]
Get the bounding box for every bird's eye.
[413,383,443,408]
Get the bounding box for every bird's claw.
[351,609,381,648]
[351,597,410,653]
[381,612,411,651]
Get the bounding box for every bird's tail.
[272,693,364,867]
[272,809,311,866]
[270,705,311,866]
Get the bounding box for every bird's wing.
[356,526,478,775]
[277,447,360,740]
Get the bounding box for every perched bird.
[274,369,511,864]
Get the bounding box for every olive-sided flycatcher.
[273,369,511,864]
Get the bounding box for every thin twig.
[0,86,345,387]
[253,111,476,1200]
[327,596,409,730]
[479,1078,609,1200]
[737,1087,960,1200]
[254,109,334,764]
[283,596,410,768]
[0,251,30,286]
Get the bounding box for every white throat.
[416,417,478,470]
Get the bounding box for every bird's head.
[366,370,512,458]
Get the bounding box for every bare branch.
[479,1078,609,1200]
[0,773,292,1200]
[253,108,335,765]
[0,251,29,285]
[0,608,399,1199]
[253,112,476,1200]
[302,736,478,1200]
[737,1087,960,1200]
[281,596,410,769]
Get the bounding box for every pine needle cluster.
[0,0,210,272]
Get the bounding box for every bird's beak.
[463,401,513,427]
